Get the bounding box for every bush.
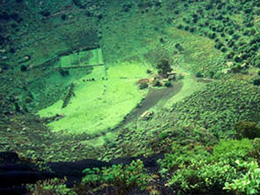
[156,60,172,77]
[153,80,162,87]
[211,139,253,162]
[159,139,255,193]
[234,55,243,63]
[164,81,172,87]
[158,143,209,171]
[235,121,260,139]
[139,83,148,89]
[250,138,260,161]
[61,14,67,21]
[82,160,149,194]
[253,78,260,86]
[195,72,203,78]
[39,10,51,17]
[199,161,237,188]
[27,178,76,195]
[224,161,260,195]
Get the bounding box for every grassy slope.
[172,80,260,137]
[38,62,148,134]
[163,27,226,76]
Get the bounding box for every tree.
[139,83,148,90]
[235,121,260,139]
[253,78,260,86]
[157,60,172,78]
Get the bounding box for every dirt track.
[112,81,183,131]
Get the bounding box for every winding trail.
[110,81,183,132]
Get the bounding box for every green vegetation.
[139,82,148,90]
[156,60,172,78]
[27,178,76,195]
[235,121,260,139]
[80,160,149,194]
[0,0,260,194]
[224,161,260,195]
[171,80,260,137]
[158,139,259,194]
[38,62,148,135]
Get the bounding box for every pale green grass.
[38,62,148,135]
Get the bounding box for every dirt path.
[111,81,183,131]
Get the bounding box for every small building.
[140,111,154,121]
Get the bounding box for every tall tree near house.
[157,60,172,78]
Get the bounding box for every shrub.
[164,81,172,87]
[139,83,148,89]
[235,121,260,139]
[211,139,253,162]
[158,132,168,140]
[209,71,214,78]
[226,52,235,59]
[253,78,260,86]
[175,43,184,52]
[158,143,209,171]
[39,10,51,17]
[20,65,27,72]
[234,55,243,63]
[146,69,152,74]
[153,80,162,87]
[231,64,242,73]
[59,69,69,77]
[224,161,260,195]
[27,178,76,195]
[61,14,67,21]
[159,139,254,193]
[156,60,172,78]
[249,138,260,161]
[82,160,149,194]
[195,72,203,78]
[166,159,239,194]
[199,161,237,188]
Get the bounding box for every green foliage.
[253,78,260,86]
[199,161,237,188]
[139,82,148,90]
[152,80,162,87]
[195,72,203,78]
[224,161,260,195]
[159,139,255,193]
[235,121,260,139]
[171,81,260,137]
[168,160,238,193]
[164,81,172,87]
[211,139,253,162]
[156,60,172,78]
[168,167,201,192]
[158,131,168,140]
[82,160,149,193]
[249,138,260,162]
[27,178,76,195]
[158,143,210,171]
